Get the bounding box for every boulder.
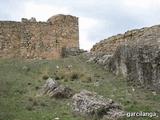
[40,78,74,98]
[41,77,59,95]
[50,85,74,98]
[72,90,123,119]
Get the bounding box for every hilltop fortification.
[0,14,79,59]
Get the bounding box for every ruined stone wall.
[91,25,160,54]
[0,14,79,59]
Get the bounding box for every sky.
[1,0,160,50]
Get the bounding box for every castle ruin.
[0,14,79,59]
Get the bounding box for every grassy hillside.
[0,55,159,120]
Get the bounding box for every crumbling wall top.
[47,14,78,24]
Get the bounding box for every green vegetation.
[0,56,159,120]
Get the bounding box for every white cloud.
[24,1,71,21]
[79,34,94,51]
[122,0,160,9]
[79,17,98,30]
[79,17,99,50]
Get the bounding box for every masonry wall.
[0,14,79,59]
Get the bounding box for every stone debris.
[40,78,73,98]
[72,90,123,120]
[50,85,74,98]
[62,47,87,57]
[41,78,59,95]
[86,53,112,67]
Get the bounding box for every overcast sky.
[1,0,160,50]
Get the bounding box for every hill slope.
[0,56,159,120]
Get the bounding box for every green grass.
[0,56,159,120]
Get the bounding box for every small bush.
[28,97,33,102]
[40,102,47,107]
[35,86,39,90]
[70,72,79,80]
[25,104,34,111]
[81,75,92,83]
[32,100,38,106]
[27,82,31,85]
[42,75,49,80]
[55,75,60,80]
[63,79,68,82]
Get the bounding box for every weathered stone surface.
[50,85,74,98]
[40,78,74,98]
[21,17,37,22]
[90,25,160,92]
[86,52,112,67]
[72,90,123,119]
[41,78,59,95]
[62,47,87,57]
[0,14,79,59]
[109,45,160,91]
[91,25,160,54]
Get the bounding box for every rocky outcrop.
[72,90,123,120]
[90,25,160,92]
[109,45,160,91]
[40,78,74,98]
[86,52,112,68]
[91,25,160,54]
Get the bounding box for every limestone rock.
[109,45,160,91]
[40,78,74,98]
[85,53,112,71]
[41,77,59,95]
[62,47,87,57]
[90,24,160,92]
[72,90,123,119]
[50,85,74,98]
[91,25,160,54]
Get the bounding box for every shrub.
[42,75,49,80]
[70,72,79,80]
